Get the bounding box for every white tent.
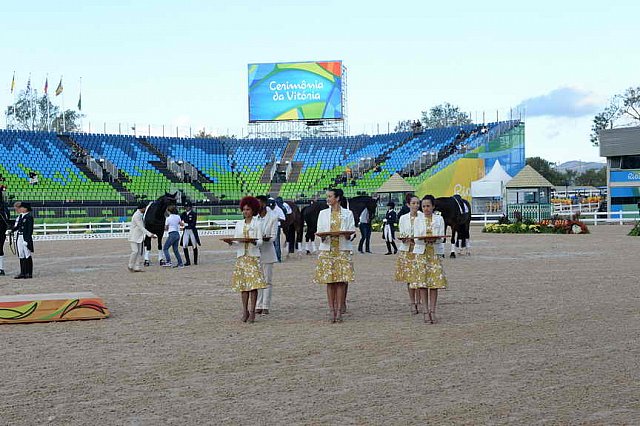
[471,160,512,198]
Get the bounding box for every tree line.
[526,157,606,188]
[5,89,82,132]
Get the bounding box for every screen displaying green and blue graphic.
[248,61,343,122]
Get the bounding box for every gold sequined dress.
[411,215,447,289]
[395,215,419,282]
[231,223,268,292]
[314,209,354,284]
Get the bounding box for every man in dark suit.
[383,202,398,255]
[180,201,200,266]
[13,202,34,279]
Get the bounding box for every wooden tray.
[315,231,356,237]
[415,235,449,241]
[221,237,257,243]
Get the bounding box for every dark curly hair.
[240,196,260,216]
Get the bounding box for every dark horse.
[434,195,471,258]
[302,195,378,246]
[281,200,304,257]
[143,192,177,265]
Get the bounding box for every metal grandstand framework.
[248,65,348,139]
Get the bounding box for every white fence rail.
[31,220,237,241]
[554,211,638,225]
[552,202,600,213]
[24,210,640,241]
[471,211,638,226]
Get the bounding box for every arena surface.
[1,226,638,425]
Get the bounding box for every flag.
[10,72,15,94]
[44,77,49,95]
[77,93,82,111]
[55,77,63,96]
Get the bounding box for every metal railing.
[85,157,104,180]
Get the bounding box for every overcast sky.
[3,0,639,163]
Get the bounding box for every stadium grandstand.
[0,120,524,213]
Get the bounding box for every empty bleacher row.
[0,121,522,204]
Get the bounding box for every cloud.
[517,87,604,118]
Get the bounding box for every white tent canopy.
[471,160,513,198]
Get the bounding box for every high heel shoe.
[241,311,249,322]
[410,303,419,315]
[328,309,337,323]
[248,311,256,323]
[426,310,434,324]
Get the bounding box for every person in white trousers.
[255,196,279,315]
[128,201,157,272]
[12,202,35,279]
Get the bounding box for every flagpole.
[12,72,16,128]
[46,74,50,132]
[33,88,37,131]
[62,75,66,132]
[27,72,31,130]
[79,76,82,132]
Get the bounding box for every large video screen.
[248,61,343,122]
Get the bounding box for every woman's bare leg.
[429,289,438,323]
[248,289,258,323]
[326,283,336,322]
[336,282,346,322]
[407,284,418,314]
[241,291,249,322]
[419,288,428,322]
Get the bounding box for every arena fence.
[471,211,639,226]
[24,211,640,241]
[31,220,236,241]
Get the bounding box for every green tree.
[421,102,472,129]
[394,119,413,132]
[590,86,640,146]
[574,167,606,187]
[5,88,82,132]
[194,129,214,138]
[526,157,568,186]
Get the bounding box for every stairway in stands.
[137,138,183,183]
[281,139,299,162]
[287,162,304,183]
[261,161,275,183]
[57,135,104,182]
[375,132,417,165]
[268,139,301,194]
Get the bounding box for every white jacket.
[422,213,445,238]
[397,211,426,254]
[257,210,278,264]
[128,210,154,243]
[232,218,263,258]
[317,207,356,252]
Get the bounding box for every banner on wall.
[415,158,485,200]
[248,61,343,122]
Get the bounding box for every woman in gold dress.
[395,195,425,314]
[314,189,356,323]
[415,195,448,323]
[227,196,267,323]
